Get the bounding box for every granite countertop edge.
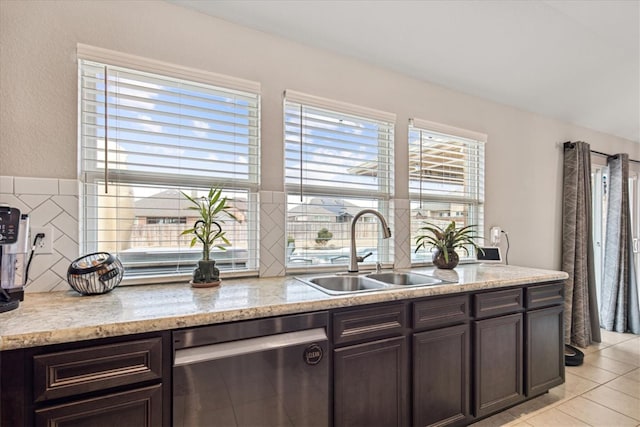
[0,265,568,351]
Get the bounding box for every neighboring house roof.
[133,189,246,222]
[287,197,360,218]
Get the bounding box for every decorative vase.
[191,259,221,288]
[432,249,459,269]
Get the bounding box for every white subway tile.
[28,253,63,282]
[52,195,79,220]
[392,198,410,209]
[53,233,80,260]
[51,258,71,281]
[29,199,62,226]
[14,177,59,195]
[50,280,72,292]
[272,191,286,204]
[259,190,273,204]
[19,195,50,210]
[59,179,79,196]
[26,270,63,293]
[51,212,78,243]
[0,176,13,194]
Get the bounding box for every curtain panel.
[600,154,640,334]
[562,141,601,347]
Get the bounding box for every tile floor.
[471,329,640,426]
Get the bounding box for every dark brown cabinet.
[413,324,471,427]
[34,384,162,427]
[0,332,169,427]
[334,336,408,427]
[1,279,565,427]
[525,283,565,397]
[332,303,409,427]
[411,295,471,427]
[473,289,525,418]
[474,313,524,417]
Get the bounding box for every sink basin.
[366,272,446,286]
[297,271,451,295]
[298,275,390,295]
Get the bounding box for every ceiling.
[170,0,639,143]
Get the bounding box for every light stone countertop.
[0,264,568,351]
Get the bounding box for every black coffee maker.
[0,205,29,312]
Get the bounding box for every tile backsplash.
[259,190,286,277]
[0,176,79,292]
[1,177,413,291]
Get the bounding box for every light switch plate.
[490,226,501,246]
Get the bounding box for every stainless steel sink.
[298,275,391,295]
[297,271,450,295]
[366,272,446,286]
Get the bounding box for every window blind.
[284,93,394,269]
[284,99,394,198]
[409,120,485,263]
[409,124,485,204]
[79,59,260,281]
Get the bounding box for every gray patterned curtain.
[562,141,601,347]
[600,154,640,334]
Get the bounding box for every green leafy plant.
[315,227,333,247]
[415,221,482,263]
[181,187,238,261]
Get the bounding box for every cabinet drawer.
[474,288,523,319]
[526,282,564,309]
[33,337,163,402]
[35,384,162,427]
[413,295,469,330]
[333,303,406,346]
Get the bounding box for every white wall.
[2,0,638,271]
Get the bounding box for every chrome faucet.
[349,209,392,273]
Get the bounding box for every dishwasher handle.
[174,327,327,366]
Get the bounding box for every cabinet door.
[334,336,408,427]
[526,305,564,396]
[34,384,162,427]
[474,313,524,417]
[413,324,471,427]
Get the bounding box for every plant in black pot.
[181,187,237,287]
[415,221,482,269]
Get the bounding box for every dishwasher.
[173,312,329,427]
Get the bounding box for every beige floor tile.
[614,337,640,354]
[600,329,638,345]
[583,384,640,421]
[556,396,638,426]
[566,362,620,383]
[526,407,590,426]
[581,341,611,355]
[559,372,600,396]
[606,376,640,398]
[507,422,534,427]
[598,346,640,367]
[584,352,638,375]
[623,368,640,382]
[506,392,569,419]
[469,410,518,426]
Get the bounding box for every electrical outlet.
[32,226,54,254]
[490,226,501,246]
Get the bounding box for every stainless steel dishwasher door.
[173,312,329,427]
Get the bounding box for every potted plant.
[415,221,482,269]
[181,187,237,287]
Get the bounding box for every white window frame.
[408,118,486,265]
[77,45,261,284]
[284,91,395,272]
